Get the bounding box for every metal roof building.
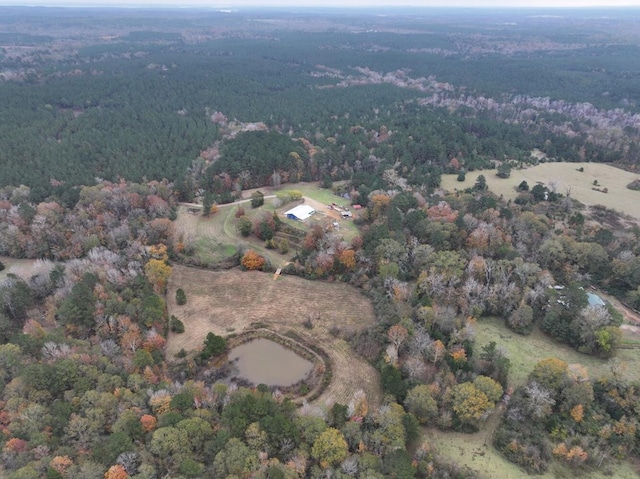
[284,204,315,221]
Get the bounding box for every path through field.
[167,265,382,409]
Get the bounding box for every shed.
[284,204,316,221]
[587,292,606,307]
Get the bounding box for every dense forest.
[2,6,640,479]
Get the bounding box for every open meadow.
[426,424,640,479]
[426,316,640,478]
[441,162,640,220]
[166,264,381,408]
[0,256,40,281]
[474,317,640,387]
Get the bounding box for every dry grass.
[441,162,640,220]
[0,256,39,281]
[166,264,382,408]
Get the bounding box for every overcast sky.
[2,0,640,7]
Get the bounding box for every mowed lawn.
[441,162,640,219]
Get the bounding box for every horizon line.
[2,3,640,8]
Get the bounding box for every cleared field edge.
[441,162,640,220]
[165,264,382,408]
[473,317,640,387]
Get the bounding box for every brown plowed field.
[167,264,382,408]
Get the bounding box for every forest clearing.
[166,264,382,408]
[441,162,640,220]
[474,317,640,387]
[0,256,40,280]
[174,186,359,266]
[427,424,640,479]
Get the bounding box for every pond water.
[228,338,313,387]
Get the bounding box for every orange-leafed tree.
[50,455,73,475]
[337,249,356,270]
[5,438,28,453]
[140,414,157,432]
[570,404,584,423]
[104,464,128,479]
[241,250,266,271]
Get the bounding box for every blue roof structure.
[587,292,606,307]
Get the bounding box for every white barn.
[284,204,315,221]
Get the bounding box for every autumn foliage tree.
[241,250,266,271]
[311,428,348,468]
[105,464,128,479]
[451,382,493,430]
[144,258,172,294]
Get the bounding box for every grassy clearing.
[0,256,39,281]
[175,183,361,266]
[441,162,640,220]
[426,424,640,479]
[473,317,640,387]
[174,204,291,267]
[287,182,350,206]
[166,265,382,408]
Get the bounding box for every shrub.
[170,315,185,334]
[241,250,266,270]
[277,238,290,254]
[200,332,227,360]
[627,178,640,191]
[176,288,187,305]
[237,216,253,237]
[250,190,265,208]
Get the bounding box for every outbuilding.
[284,204,316,221]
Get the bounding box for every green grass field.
[176,183,361,266]
[427,425,640,479]
[473,317,640,386]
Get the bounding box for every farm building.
[587,292,606,307]
[284,204,316,221]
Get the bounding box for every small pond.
[228,338,313,387]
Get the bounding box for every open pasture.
[166,264,381,408]
[429,315,640,479]
[474,317,640,387]
[441,162,640,220]
[427,424,640,479]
